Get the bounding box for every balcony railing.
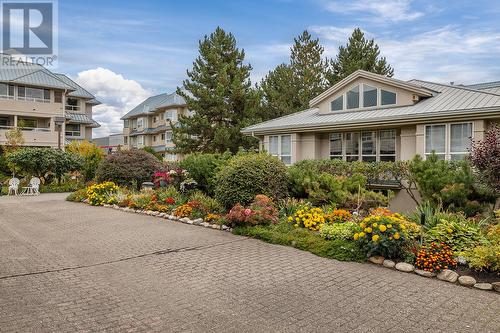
[17,97,51,103]
[65,105,80,111]
[0,125,51,132]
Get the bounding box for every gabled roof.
[463,81,500,96]
[309,70,434,108]
[121,92,186,119]
[54,74,97,101]
[242,79,500,135]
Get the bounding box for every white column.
[13,115,18,128]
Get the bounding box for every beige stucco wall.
[316,77,419,115]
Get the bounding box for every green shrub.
[179,152,232,194]
[66,140,104,181]
[320,222,360,241]
[233,220,365,262]
[41,181,84,193]
[425,213,485,253]
[96,149,163,189]
[226,195,279,226]
[463,224,500,272]
[409,154,496,216]
[155,186,186,206]
[189,191,225,217]
[66,188,87,202]
[214,153,289,208]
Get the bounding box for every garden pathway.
[0,193,499,332]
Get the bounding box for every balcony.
[65,105,81,112]
[0,125,59,147]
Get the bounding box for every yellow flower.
[364,227,373,233]
[446,228,453,234]
[379,225,387,232]
[373,223,378,228]
[353,233,359,240]
[360,222,366,229]
[358,232,365,238]
[372,234,380,242]
[387,224,392,229]
[394,232,400,240]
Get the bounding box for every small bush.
[179,152,231,194]
[96,149,163,189]
[425,213,485,253]
[66,188,87,202]
[288,206,325,231]
[189,191,224,215]
[226,195,279,226]
[463,224,500,272]
[85,182,119,206]
[320,222,360,241]
[214,153,289,208]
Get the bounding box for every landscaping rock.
[221,225,229,231]
[211,224,220,230]
[415,269,436,278]
[186,220,193,225]
[180,217,190,223]
[492,282,500,293]
[382,260,395,268]
[368,256,384,265]
[201,222,210,228]
[474,283,493,291]
[458,276,476,287]
[436,269,459,283]
[395,262,414,273]
[192,218,203,224]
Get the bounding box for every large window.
[66,98,79,111]
[124,120,129,128]
[0,83,14,99]
[18,86,50,102]
[331,96,343,111]
[329,133,342,159]
[137,135,144,146]
[0,117,8,126]
[346,85,360,109]
[363,84,377,107]
[165,109,178,122]
[269,135,292,165]
[381,90,397,105]
[19,118,37,129]
[345,132,360,162]
[137,118,144,128]
[165,131,173,143]
[65,124,81,137]
[379,130,396,161]
[425,124,446,159]
[330,85,397,111]
[425,123,472,160]
[330,130,396,162]
[361,131,377,162]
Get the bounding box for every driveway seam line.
[0,237,249,280]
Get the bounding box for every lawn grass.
[233,221,365,262]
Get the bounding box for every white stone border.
[368,256,499,293]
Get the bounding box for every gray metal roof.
[242,80,500,134]
[0,54,74,90]
[465,81,500,90]
[54,74,97,100]
[121,92,186,119]
[66,112,100,128]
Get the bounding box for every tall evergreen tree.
[257,63,298,120]
[173,27,258,153]
[290,30,329,109]
[327,28,394,84]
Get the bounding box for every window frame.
[330,84,398,112]
[65,124,81,137]
[424,122,473,160]
[363,84,378,108]
[0,83,15,100]
[268,134,292,165]
[17,86,51,103]
[329,129,397,162]
[165,131,173,144]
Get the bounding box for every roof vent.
[450,81,454,85]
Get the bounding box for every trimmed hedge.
[214,153,289,208]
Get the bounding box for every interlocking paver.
[0,193,499,332]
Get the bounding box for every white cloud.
[73,68,151,137]
[311,25,500,84]
[324,0,423,23]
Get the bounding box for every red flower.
[165,197,175,205]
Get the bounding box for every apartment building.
[0,55,100,148]
[122,92,188,161]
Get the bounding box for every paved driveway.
[0,194,499,332]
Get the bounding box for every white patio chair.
[22,177,41,196]
[8,178,20,196]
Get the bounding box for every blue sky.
[55,0,500,136]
